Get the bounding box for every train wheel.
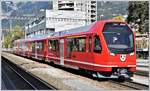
[117,76,125,82]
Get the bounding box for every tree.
[11,25,24,40]
[126,1,149,33]
[3,25,24,48]
[112,15,125,21]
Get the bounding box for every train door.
[23,41,26,56]
[35,41,37,58]
[84,35,94,69]
[28,41,32,58]
[60,39,64,65]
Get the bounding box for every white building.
[25,10,87,38]
[46,10,86,32]
[53,0,97,24]
[25,0,97,38]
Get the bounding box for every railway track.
[2,53,149,90]
[110,80,149,90]
[45,61,149,90]
[51,62,149,90]
[2,57,57,90]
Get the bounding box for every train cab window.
[103,22,134,54]
[94,35,102,53]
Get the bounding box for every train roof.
[50,22,96,37]
[50,20,126,37]
[14,20,126,42]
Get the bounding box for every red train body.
[13,20,136,79]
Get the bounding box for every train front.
[95,21,136,80]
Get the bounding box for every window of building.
[46,28,55,34]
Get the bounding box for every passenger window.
[67,38,73,58]
[72,37,86,52]
[94,35,102,53]
[67,37,86,58]
[25,42,28,51]
[32,42,35,52]
[89,36,92,52]
[78,37,86,52]
[49,40,56,51]
[49,40,59,51]
[37,42,44,50]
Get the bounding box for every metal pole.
[24,26,26,39]
[9,19,12,32]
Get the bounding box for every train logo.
[120,54,126,62]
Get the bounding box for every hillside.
[97,1,128,20]
[2,1,53,29]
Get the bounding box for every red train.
[13,20,136,80]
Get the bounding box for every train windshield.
[103,22,134,54]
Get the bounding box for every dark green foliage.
[127,1,149,33]
[97,1,128,20]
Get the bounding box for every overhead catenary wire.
[1,15,90,22]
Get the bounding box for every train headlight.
[129,52,134,56]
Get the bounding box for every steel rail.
[2,57,57,90]
[4,60,38,90]
[110,80,149,90]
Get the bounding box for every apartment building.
[53,0,97,24]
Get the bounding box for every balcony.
[91,14,96,18]
[59,5,74,10]
[91,1,96,4]
[91,16,96,20]
[91,5,96,8]
[58,1,73,4]
[91,1,96,6]
[91,19,96,22]
[91,10,96,14]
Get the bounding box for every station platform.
[137,59,149,67]
[131,75,149,86]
